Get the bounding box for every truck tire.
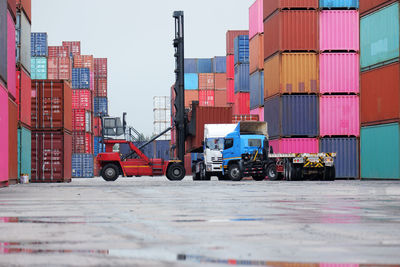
[285,161,296,181]
[266,163,279,181]
[228,164,243,181]
[166,163,186,181]
[101,164,120,182]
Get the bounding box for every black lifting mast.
[173,11,185,163]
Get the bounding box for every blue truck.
[222,122,336,181]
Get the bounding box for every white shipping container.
[16,11,31,74]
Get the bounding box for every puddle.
[0,243,108,255]
[0,216,126,224]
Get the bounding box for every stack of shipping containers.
[93,58,107,158]
[263,1,320,155]
[233,35,250,115]
[319,0,360,179]
[359,0,400,179]
[153,96,171,141]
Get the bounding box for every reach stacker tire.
[166,163,186,181]
[101,164,120,182]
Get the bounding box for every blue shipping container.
[319,0,359,9]
[93,137,105,157]
[94,97,108,116]
[264,95,319,138]
[234,63,250,93]
[31,32,48,57]
[213,56,227,73]
[250,71,264,109]
[234,35,249,65]
[72,68,90,89]
[72,154,94,178]
[197,58,213,73]
[120,142,154,159]
[320,138,359,179]
[184,73,198,90]
[185,59,198,73]
[155,140,170,160]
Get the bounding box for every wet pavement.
[0,177,400,266]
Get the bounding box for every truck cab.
[222,122,272,181]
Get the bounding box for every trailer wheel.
[266,163,279,181]
[166,163,186,181]
[101,164,119,182]
[285,161,296,181]
[228,164,242,181]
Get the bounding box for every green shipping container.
[360,2,399,70]
[361,123,400,179]
[30,57,47,80]
[18,126,31,179]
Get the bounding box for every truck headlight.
[207,165,212,172]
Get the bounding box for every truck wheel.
[228,164,242,181]
[166,163,186,181]
[266,163,279,181]
[285,162,296,181]
[101,164,119,182]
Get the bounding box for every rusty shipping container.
[361,62,400,125]
[185,105,233,152]
[264,53,318,98]
[360,0,398,15]
[198,73,215,90]
[264,10,319,60]
[226,30,249,55]
[249,33,264,74]
[214,73,226,90]
[215,90,228,107]
[73,55,94,71]
[31,130,72,183]
[263,0,319,20]
[31,80,72,132]
[16,0,31,23]
[8,97,18,184]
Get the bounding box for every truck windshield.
[248,139,262,147]
[206,138,224,150]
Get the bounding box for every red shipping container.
[72,109,92,132]
[16,68,31,127]
[263,0,319,20]
[7,0,16,21]
[214,73,226,90]
[73,55,94,71]
[215,90,228,107]
[232,114,259,123]
[184,154,192,175]
[95,78,107,97]
[227,79,235,104]
[249,33,264,74]
[94,58,107,78]
[8,98,18,184]
[198,73,215,90]
[234,92,250,115]
[264,10,319,60]
[31,80,72,132]
[226,55,235,79]
[94,117,102,136]
[31,130,72,183]
[72,89,92,110]
[226,30,249,55]
[48,46,70,58]
[62,41,81,56]
[47,57,72,80]
[360,0,396,15]
[16,0,31,23]
[199,90,215,107]
[7,10,16,99]
[72,131,93,154]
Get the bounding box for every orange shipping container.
[185,90,199,108]
[250,33,264,74]
[360,0,397,15]
[214,73,227,90]
[264,53,318,98]
[73,55,94,71]
[8,98,18,184]
[198,73,215,90]
[264,10,319,60]
[215,90,228,107]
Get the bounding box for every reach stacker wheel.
[166,163,186,181]
[101,164,120,182]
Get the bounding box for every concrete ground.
[0,177,400,267]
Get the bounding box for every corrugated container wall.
[264,53,318,98]
[7,10,16,98]
[72,68,90,89]
[197,59,212,73]
[361,123,400,179]
[16,11,31,74]
[18,126,31,178]
[263,0,319,20]
[269,138,319,154]
[94,58,107,78]
[62,41,81,57]
[320,138,359,179]
[199,90,215,107]
[31,57,47,80]
[320,11,359,51]
[227,79,234,104]
[8,98,18,183]
[226,30,249,55]
[7,0,16,21]
[249,0,263,40]
[360,3,399,70]
[249,34,264,74]
[361,63,399,125]
[47,57,72,80]
[250,107,264,121]
[234,92,250,115]
[48,46,69,58]
[31,33,48,57]
[360,0,394,14]
[320,96,360,137]
[74,55,94,71]
[184,59,197,73]
[215,73,226,90]
[94,97,108,116]
[95,78,107,97]
[319,0,359,9]
[184,73,198,90]
[250,71,264,109]
[17,69,31,127]
[94,137,105,156]
[213,56,226,73]
[215,90,228,107]
[234,64,250,93]
[72,89,92,110]
[0,87,8,186]
[226,55,235,79]
[263,10,319,60]
[234,35,249,65]
[320,53,360,94]
[232,114,259,123]
[72,154,94,178]
[264,95,319,138]
[198,73,215,90]
[72,131,93,153]
[0,0,7,85]
[16,0,31,23]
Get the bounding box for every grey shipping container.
[0,0,7,85]
[264,95,319,138]
[16,11,31,74]
[320,138,359,179]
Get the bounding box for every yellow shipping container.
[264,53,319,98]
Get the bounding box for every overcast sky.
[32,0,253,136]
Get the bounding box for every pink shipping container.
[48,46,70,58]
[47,57,72,80]
[0,86,9,187]
[226,55,234,79]
[249,0,263,40]
[320,96,360,137]
[72,89,92,110]
[234,92,250,115]
[7,11,16,99]
[320,53,360,94]
[227,79,234,104]
[269,138,319,154]
[320,11,359,52]
[199,90,215,107]
[250,107,264,121]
